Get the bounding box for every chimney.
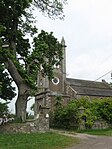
[102,79,108,84]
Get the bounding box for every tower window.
[52,77,59,85]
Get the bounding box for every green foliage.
[52,101,79,129]
[51,97,112,130]
[0,0,66,103]
[54,96,63,108]
[0,64,16,101]
[94,98,112,124]
[80,109,96,129]
[32,30,63,79]
[0,0,67,120]
[0,101,9,117]
[34,0,67,19]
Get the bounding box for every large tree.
[0,0,67,122]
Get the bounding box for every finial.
[61,37,65,45]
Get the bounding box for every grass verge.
[0,132,79,149]
[77,128,112,136]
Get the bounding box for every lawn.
[0,132,79,149]
[77,128,112,136]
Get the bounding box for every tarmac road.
[51,129,112,149]
[66,133,112,149]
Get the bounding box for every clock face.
[52,77,60,85]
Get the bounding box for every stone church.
[36,37,112,110]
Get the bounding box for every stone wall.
[35,115,49,132]
[0,119,49,133]
[0,122,36,133]
[92,120,109,129]
[79,119,109,130]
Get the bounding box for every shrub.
[52,102,79,129]
[51,97,112,130]
[96,98,112,124]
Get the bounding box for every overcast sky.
[34,0,112,83]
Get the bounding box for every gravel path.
[50,129,112,149]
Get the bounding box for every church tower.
[35,37,67,111]
[36,37,66,93]
[34,38,67,130]
[49,37,66,95]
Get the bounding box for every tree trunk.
[4,58,31,122]
[15,84,30,122]
[15,96,27,122]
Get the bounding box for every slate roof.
[66,78,112,97]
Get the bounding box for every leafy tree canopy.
[0,0,66,95]
[0,0,67,120]
[0,101,9,117]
